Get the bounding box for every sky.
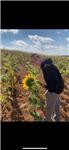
[0,29,69,55]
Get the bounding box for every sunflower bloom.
[22,74,36,90]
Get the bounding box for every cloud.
[1,34,69,55]
[28,35,54,44]
[64,29,68,32]
[0,29,19,34]
[14,40,28,47]
[66,38,69,42]
[11,35,55,54]
[66,38,69,52]
[11,40,30,52]
[28,35,55,53]
[0,44,16,50]
[45,45,68,55]
[57,31,61,34]
[1,43,68,55]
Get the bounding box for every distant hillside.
[1,48,69,58]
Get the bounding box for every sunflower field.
[0,49,69,121]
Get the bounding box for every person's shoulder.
[51,64,59,71]
[40,59,46,67]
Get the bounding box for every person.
[41,58,64,122]
[31,54,46,88]
[31,53,42,66]
[31,54,64,121]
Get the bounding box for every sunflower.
[22,74,36,90]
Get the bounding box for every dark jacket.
[41,60,64,94]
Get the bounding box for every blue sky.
[0,29,69,55]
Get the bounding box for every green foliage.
[25,61,39,76]
[1,50,69,121]
[1,52,18,104]
[30,111,42,121]
[25,61,40,107]
[56,58,69,77]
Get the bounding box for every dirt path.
[10,74,69,121]
[60,82,69,121]
[1,67,69,121]
[8,64,45,121]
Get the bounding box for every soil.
[1,68,69,122]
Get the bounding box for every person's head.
[31,53,42,66]
[41,58,53,71]
[44,58,53,65]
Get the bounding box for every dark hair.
[41,59,64,94]
[31,53,40,58]
[41,58,53,70]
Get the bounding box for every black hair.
[41,58,53,71]
[31,53,40,58]
[41,59,64,94]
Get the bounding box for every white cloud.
[0,29,19,34]
[1,34,69,55]
[28,35,55,53]
[1,42,68,55]
[1,43,67,55]
[66,38,69,42]
[11,40,30,52]
[9,30,19,34]
[64,29,68,32]
[0,44,16,50]
[57,31,61,34]
[28,35,54,45]
[14,40,28,47]
[11,35,55,54]
[0,29,8,33]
